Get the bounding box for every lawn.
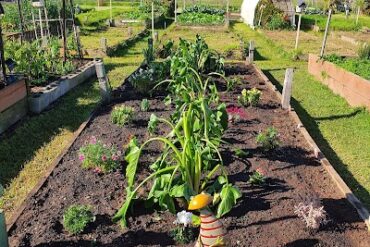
[232,22,370,209]
[0,32,149,219]
[302,13,370,31]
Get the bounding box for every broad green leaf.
[125,138,140,187]
[216,184,242,218]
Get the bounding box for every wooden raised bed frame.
[308,54,370,111]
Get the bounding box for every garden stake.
[188,193,228,247]
[249,40,254,63]
[320,8,332,58]
[95,60,111,104]
[281,68,294,110]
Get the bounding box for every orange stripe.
[201,218,219,224]
[200,214,213,218]
[201,225,223,231]
[201,232,226,239]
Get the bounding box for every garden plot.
[8,60,370,246]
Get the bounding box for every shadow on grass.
[262,69,370,209]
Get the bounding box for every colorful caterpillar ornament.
[188,193,228,247]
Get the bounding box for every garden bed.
[7,63,370,246]
[0,78,27,134]
[28,60,97,114]
[308,54,370,111]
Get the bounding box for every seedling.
[170,211,196,244]
[226,77,240,91]
[294,199,328,230]
[256,127,280,151]
[248,168,266,185]
[111,105,134,127]
[227,106,247,123]
[79,136,121,173]
[63,205,95,235]
[238,88,261,107]
[141,99,150,112]
[234,148,249,158]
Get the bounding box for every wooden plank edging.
[6,109,98,232]
[251,62,370,231]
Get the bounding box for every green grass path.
[232,23,370,209]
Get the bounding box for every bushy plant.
[256,127,280,151]
[178,13,225,26]
[266,14,290,30]
[111,105,135,127]
[294,199,328,230]
[248,168,266,185]
[170,210,196,244]
[140,99,150,111]
[63,205,95,235]
[79,136,121,173]
[227,106,247,123]
[357,42,370,60]
[238,88,262,107]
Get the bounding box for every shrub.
[294,199,328,230]
[63,205,95,235]
[141,99,150,111]
[238,88,262,107]
[267,14,290,30]
[256,127,280,151]
[79,136,121,173]
[111,105,135,127]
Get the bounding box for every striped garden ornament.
[188,193,228,247]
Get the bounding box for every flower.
[90,136,97,145]
[173,210,193,227]
[101,155,107,162]
[111,154,119,161]
[79,154,85,162]
[93,167,103,174]
[226,106,247,121]
[256,167,266,176]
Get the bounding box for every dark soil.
[8,63,370,247]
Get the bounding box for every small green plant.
[266,14,290,30]
[256,127,280,151]
[238,88,262,107]
[140,99,150,112]
[143,42,155,64]
[111,105,135,127]
[63,205,95,235]
[234,148,249,158]
[248,168,266,185]
[79,136,121,173]
[226,77,240,91]
[170,210,196,244]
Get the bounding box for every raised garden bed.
[7,63,370,246]
[28,60,97,114]
[0,78,27,134]
[308,54,370,111]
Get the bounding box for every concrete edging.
[28,60,97,114]
[251,62,370,230]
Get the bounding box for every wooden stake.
[70,0,83,59]
[356,7,360,25]
[16,0,25,43]
[175,0,177,22]
[32,11,38,40]
[281,68,294,109]
[152,1,155,42]
[44,7,51,39]
[320,9,332,58]
[295,13,302,50]
[95,61,111,104]
[38,8,44,40]
[62,0,67,63]
[101,38,108,53]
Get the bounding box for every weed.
[256,127,280,151]
[248,168,266,185]
[294,199,328,230]
[63,205,95,235]
[140,99,150,112]
[111,105,135,127]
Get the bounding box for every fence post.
[249,40,254,63]
[100,37,108,54]
[0,184,8,247]
[320,9,332,58]
[281,68,294,109]
[95,60,111,104]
